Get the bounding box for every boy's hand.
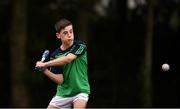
[35,61,47,73]
[36,61,46,68]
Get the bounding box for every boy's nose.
[68,34,71,38]
[68,33,72,37]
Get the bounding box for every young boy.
[36,18,90,108]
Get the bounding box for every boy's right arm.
[43,69,64,84]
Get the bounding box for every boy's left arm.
[36,53,77,68]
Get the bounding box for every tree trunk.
[10,0,30,107]
[139,0,155,107]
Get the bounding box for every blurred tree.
[9,0,30,107]
[139,0,155,107]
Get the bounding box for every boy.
[36,18,90,108]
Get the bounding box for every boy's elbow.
[57,77,64,84]
[65,53,76,64]
[65,57,74,63]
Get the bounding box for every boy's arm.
[43,69,64,84]
[36,53,77,68]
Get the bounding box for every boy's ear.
[56,33,61,39]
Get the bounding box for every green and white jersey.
[50,40,90,97]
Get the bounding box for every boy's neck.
[60,41,74,51]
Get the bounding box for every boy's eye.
[63,31,68,35]
[70,30,73,33]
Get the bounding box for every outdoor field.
[0,0,180,108]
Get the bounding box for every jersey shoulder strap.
[70,41,86,56]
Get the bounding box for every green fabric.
[54,41,90,97]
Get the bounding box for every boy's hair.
[55,19,72,33]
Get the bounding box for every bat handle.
[35,67,45,72]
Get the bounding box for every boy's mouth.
[68,39,73,42]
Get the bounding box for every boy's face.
[56,25,74,45]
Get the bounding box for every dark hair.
[55,19,72,33]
